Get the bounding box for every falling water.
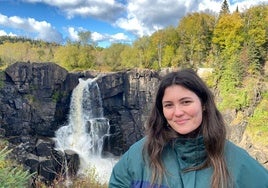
[55,77,116,183]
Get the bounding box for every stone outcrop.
[3,62,69,139]
[0,62,171,183]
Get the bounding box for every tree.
[242,5,268,75]
[219,0,230,17]
[243,5,268,48]
[162,26,180,48]
[162,45,175,67]
[53,44,79,70]
[120,45,140,69]
[151,30,165,68]
[37,49,45,61]
[177,12,216,68]
[103,43,127,71]
[235,5,239,13]
[212,12,244,55]
[78,31,96,47]
[153,27,180,68]
[77,46,96,69]
[133,36,154,69]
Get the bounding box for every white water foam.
[54,77,117,184]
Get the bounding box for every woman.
[109,69,268,188]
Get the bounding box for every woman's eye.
[163,103,172,108]
[182,100,192,105]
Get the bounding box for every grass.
[33,168,108,188]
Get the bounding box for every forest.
[0,1,267,142]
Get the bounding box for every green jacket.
[109,136,268,188]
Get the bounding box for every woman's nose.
[174,106,184,116]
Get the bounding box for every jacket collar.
[172,136,207,167]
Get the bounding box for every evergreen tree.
[219,0,230,16]
[236,5,239,13]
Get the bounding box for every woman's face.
[162,85,203,135]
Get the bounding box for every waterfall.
[55,77,115,183]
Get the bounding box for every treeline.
[0,2,267,73]
[0,37,58,68]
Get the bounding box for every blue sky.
[0,0,267,48]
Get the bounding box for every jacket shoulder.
[127,137,146,155]
[225,140,268,187]
[108,138,147,188]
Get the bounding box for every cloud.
[114,0,201,37]
[22,0,268,41]
[67,27,80,41]
[0,30,17,37]
[229,0,268,11]
[91,32,105,41]
[23,0,126,21]
[2,0,268,46]
[114,0,268,38]
[67,26,130,44]
[0,13,63,43]
[198,0,222,13]
[109,33,129,42]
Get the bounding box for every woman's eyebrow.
[162,97,193,103]
[179,97,193,101]
[162,100,172,104]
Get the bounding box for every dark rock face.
[2,62,69,139]
[0,62,167,183]
[98,69,163,155]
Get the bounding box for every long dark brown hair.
[143,69,231,188]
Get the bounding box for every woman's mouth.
[174,119,188,125]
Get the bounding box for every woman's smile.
[174,118,189,125]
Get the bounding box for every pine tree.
[236,5,239,13]
[219,0,230,16]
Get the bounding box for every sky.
[0,0,268,48]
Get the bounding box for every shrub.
[247,92,268,147]
[0,147,33,188]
